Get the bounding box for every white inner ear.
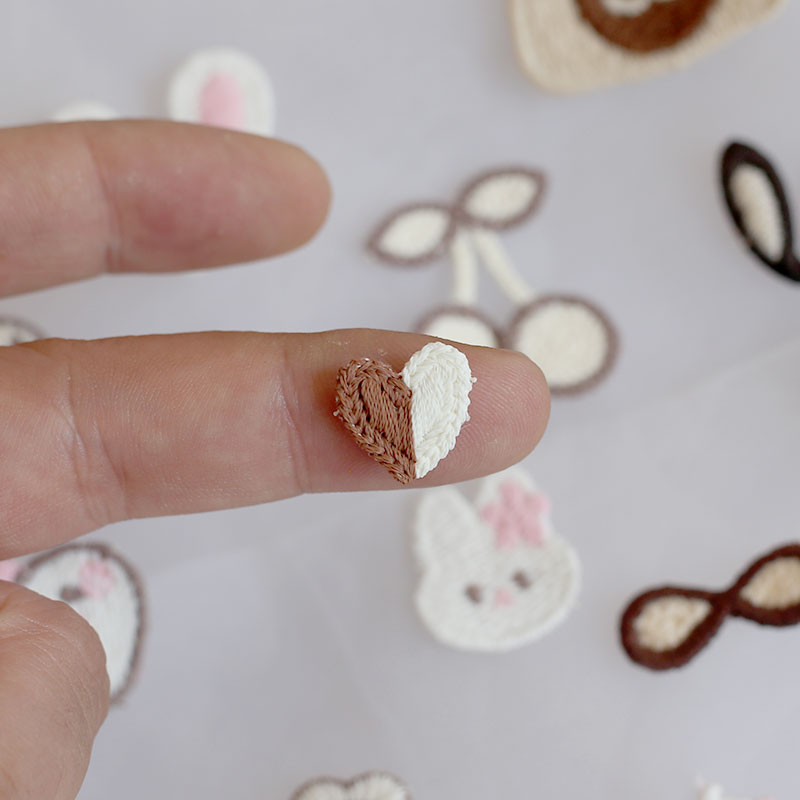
[401,342,474,479]
[730,164,786,262]
[740,557,800,609]
[601,0,662,16]
[633,596,712,652]
[378,208,451,260]
[462,172,540,224]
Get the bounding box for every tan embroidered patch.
[575,0,717,52]
[336,359,416,484]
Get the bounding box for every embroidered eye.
[465,585,483,604]
[512,571,532,590]
[60,585,85,603]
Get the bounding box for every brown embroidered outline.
[455,167,547,231]
[414,305,503,348]
[366,202,458,267]
[575,0,717,53]
[721,141,800,283]
[17,542,146,704]
[505,294,619,396]
[291,772,412,800]
[620,543,800,671]
[335,359,416,484]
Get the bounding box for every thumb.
[0,581,109,799]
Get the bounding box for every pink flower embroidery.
[481,481,551,550]
[79,559,116,599]
[0,559,21,582]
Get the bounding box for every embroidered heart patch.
[413,467,581,652]
[621,543,800,670]
[336,342,474,484]
[292,773,410,800]
[3,543,146,703]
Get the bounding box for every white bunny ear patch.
[18,543,145,703]
[456,168,546,230]
[292,773,411,800]
[0,317,44,346]
[721,141,800,282]
[367,204,456,266]
[168,48,276,136]
[53,101,119,122]
[413,469,581,652]
[509,0,785,93]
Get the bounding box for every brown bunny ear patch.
[621,544,800,671]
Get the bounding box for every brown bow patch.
[576,0,717,52]
[336,359,416,484]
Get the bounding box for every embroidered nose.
[494,588,514,608]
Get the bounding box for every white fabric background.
[0,1,798,797]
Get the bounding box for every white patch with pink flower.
[18,544,144,702]
[413,467,580,652]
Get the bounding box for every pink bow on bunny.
[480,480,551,549]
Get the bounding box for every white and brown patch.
[292,773,411,800]
[621,543,800,671]
[335,342,474,484]
[508,0,785,93]
[18,544,145,703]
[721,141,800,282]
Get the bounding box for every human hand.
[0,120,549,798]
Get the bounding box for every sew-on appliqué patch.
[698,780,773,800]
[15,543,146,703]
[367,167,618,395]
[621,543,800,671]
[336,342,474,484]
[721,141,800,282]
[0,317,44,346]
[508,0,785,94]
[52,102,119,122]
[292,773,411,800]
[413,467,580,652]
[169,48,276,136]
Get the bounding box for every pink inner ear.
[0,559,21,582]
[79,559,116,599]
[199,73,246,130]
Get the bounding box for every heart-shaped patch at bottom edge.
[292,772,411,800]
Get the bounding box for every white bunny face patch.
[292,773,410,800]
[12,544,145,703]
[169,48,276,136]
[413,468,580,652]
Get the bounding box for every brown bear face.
[575,0,718,52]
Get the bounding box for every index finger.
[0,120,330,296]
